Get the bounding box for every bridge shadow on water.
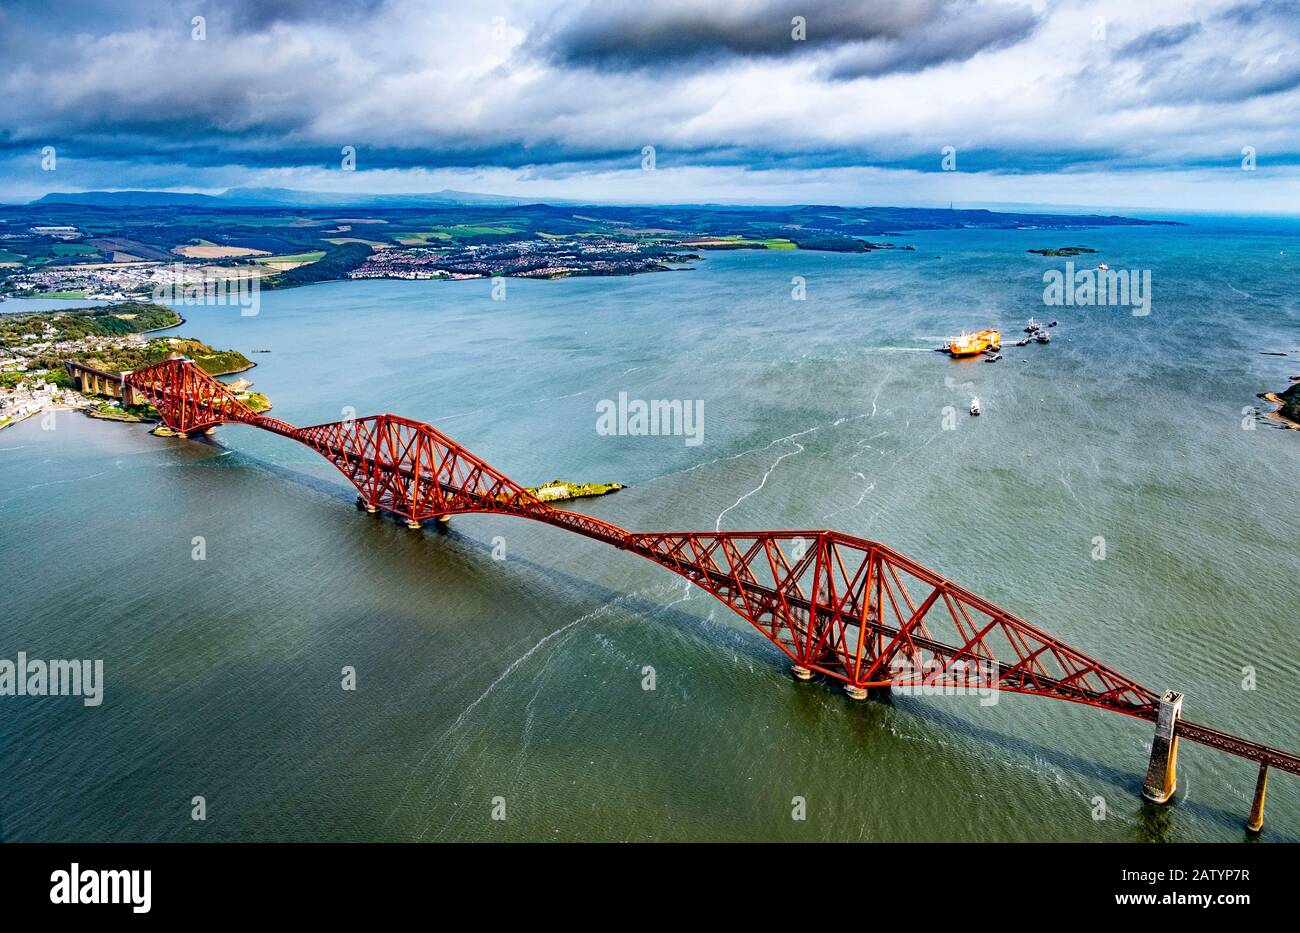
[415,526,1283,842]
[196,438,1286,843]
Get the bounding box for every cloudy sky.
[1,0,1298,211]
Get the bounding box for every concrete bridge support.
[1246,763,1269,833]
[791,664,813,681]
[1142,690,1183,804]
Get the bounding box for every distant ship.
[970,397,981,416]
[949,329,1001,357]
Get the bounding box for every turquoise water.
[2,217,1298,841]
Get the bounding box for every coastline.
[216,359,257,377]
[0,403,81,432]
[0,409,35,432]
[144,310,186,333]
[1260,391,1300,430]
[86,408,147,423]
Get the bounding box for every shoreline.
[1260,391,1300,430]
[215,359,257,377]
[0,402,85,432]
[143,311,186,333]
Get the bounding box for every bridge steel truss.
[126,358,1300,828]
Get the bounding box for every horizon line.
[6,188,1300,220]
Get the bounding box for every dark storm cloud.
[1114,22,1202,58]
[824,2,1037,78]
[1114,1,1300,104]
[0,0,382,31]
[532,0,1039,75]
[220,0,385,30]
[1217,0,1300,27]
[1173,60,1300,102]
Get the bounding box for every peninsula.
[0,303,268,429]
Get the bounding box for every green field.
[393,224,520,244]
[395,231,453,244]
[690,235,798,249]
[445,225,520,236]
[255,251,327,265]
[51,244,101,256]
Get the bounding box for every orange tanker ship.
[948,329,1001,357]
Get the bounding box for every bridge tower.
[1141,690,1183,804]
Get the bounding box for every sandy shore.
[1261,392,1300,430]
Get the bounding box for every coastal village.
[0,321,153,428]
[0,304,265,431]
[0,376,95,429]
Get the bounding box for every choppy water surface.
[2,217,1298,841]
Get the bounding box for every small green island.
[1027,246,1098,257]
[525,478,624,502]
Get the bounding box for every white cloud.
[0,0,1297,210]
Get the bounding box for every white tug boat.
[969,397,981,416]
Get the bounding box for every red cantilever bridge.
[127,357,1297,830]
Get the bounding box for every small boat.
[1035,330,1051,343]
[983,354,1001,363]
[1098,262,1110,271]
[949,329,1002,357]
[969,397,981,416]
[1015,337,1030,347]
[1048,320,1058,327]
[1024,317,1041,333]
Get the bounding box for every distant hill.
[31,188,549,209]
[220,187,542,207]
[32,191,227,207]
